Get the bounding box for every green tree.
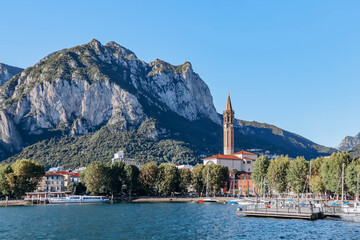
[266,155,290,193]
[157,163,180,196]
[345,160,360,195]
[82,161,110,195]
[124,164,140,199]
[321,152,352,195]
[251,155,269,191]
[139,162,158,196]
[202,164,228,195]
[311,175,325,194]
[11,159,45,197]
[191,164,204,196]
[286,156,309,193]
[179,168,191,194]
[66,182,87,195]
[107,161,125,196]
[67,182,77,192]
[0,165,12,197]
[310,157,325,176]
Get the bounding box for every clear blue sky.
[1,0,360,148]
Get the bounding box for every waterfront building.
[224,172,256,195]
[37,171,80,192]
[111,150,143,169]
[203,151,257,172]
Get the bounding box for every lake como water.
[1,202,360,239]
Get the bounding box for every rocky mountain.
[349,144,360,159]
[338,133,360,150]
[0,63,23,86]
[0,39,335,167]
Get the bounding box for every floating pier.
[241,209,324,220]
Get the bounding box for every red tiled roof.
[70,172,80,177]
[46,171,71,176]
[233,150,257,155]
[203,154,241,160]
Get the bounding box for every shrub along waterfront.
[252,152,360,199]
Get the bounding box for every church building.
[202,94,258,172]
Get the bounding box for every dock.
[237,199,326,220]
[241,209,324,220]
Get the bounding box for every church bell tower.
[223,93,234,155]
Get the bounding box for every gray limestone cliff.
[0,39,220,153]
[338,133,360,151]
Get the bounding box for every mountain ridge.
[0,39,335,166]
[0,63,23,86]
[338,132,360,151]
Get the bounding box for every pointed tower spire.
[223,93,235,155]
[225,93,233,111]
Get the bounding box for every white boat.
[338,203,360,221]
[236,199,256,210]
[48,195,109,204]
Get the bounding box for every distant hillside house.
[112,150,142,169]
[202,94,258,172]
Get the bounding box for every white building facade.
[203,151,258,172]
[112,151,142,169]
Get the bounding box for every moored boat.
[199,198,219,203]
[48,195,109,204]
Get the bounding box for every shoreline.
[0,200,30,207]
[2,196,354,206]
[0,197,228,206]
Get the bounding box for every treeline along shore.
[1,151,359,206]
[252,152,360,200]
[0,159,229,203]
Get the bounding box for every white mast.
[309,160,312,195]
[206,167,210,198]
[357,174,359,202]
[341,163,345,202]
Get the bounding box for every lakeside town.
[0,95,359,222]
[2,1,360,239]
